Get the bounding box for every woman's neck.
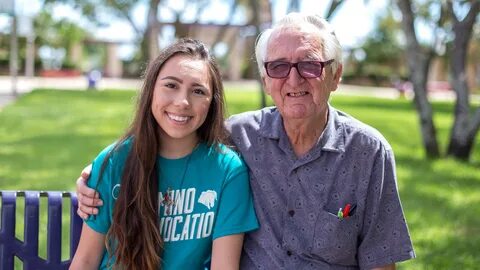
[159,135,199,159]
[283,110,328,157]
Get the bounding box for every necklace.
[160,145,195,215]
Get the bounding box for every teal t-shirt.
[85,139,259,269]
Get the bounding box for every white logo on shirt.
[198,190,217,209]
[112,184,121,200]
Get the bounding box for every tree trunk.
[396,0,440,158]
[145,0,161,62]
[248,0,272,108]
[447,28,472,159]
[446,1,480,160]
[10,12,18,96]
[410,57,440,158]
[325,0,347,20]
[447,104,480,159]
[288,0,300,13]
[212,0,240,46]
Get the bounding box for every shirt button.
[288,210,295,217]
[287,250,292,256]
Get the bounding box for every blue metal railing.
[0,191,82,270]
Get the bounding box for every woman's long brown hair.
[101,38,227,270]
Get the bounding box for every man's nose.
[286,66,304,85]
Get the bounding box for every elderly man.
[76,13,414,269]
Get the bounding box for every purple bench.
[0,191,82,270]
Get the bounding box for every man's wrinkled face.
[263,26,342,121]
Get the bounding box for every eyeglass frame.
[263,59,335,79]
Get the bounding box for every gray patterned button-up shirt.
[226,105,415,269]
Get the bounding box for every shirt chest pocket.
[307,209,360,265]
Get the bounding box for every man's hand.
[76,164,102,219]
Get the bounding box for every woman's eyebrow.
[160,76,182,83]
[160,76,209,89]
[192,82,209,88]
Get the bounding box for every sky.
[1,0,390,59]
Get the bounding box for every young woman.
[70,39,258,270]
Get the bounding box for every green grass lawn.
[1,88,479,269]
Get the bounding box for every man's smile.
[287,91,309,97]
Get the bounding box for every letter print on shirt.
[159,188,216,242]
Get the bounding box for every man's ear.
[334,64,343,83]
[262,76,271,95]
[331,64,343,92]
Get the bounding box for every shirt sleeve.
[84,144,116,235]
[212,157,259,240]
[358,145,415,269]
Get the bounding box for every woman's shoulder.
[94,137,133,165]
[203,143,246,170]
[89,138,133,188]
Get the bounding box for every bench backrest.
[0,191,83,270]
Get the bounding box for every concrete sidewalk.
[0,75,144,109]
[0,75,400,95]
[0,94,16,109]
[0,75,142,94]
[0,75,477,110]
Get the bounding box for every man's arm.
[76,164,102,219]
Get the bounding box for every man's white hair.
[255,12,343,78]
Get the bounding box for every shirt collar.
[319,105,345,153]
[259,105,345,153]
[258,107,283,139]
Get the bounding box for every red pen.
[343,203,351,217]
